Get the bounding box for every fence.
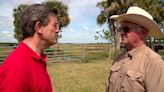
[45,44,85,62]
[0,43,109,63]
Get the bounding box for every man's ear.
[34,21,42,34]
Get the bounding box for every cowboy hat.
[110,6,163,38]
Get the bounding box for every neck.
[23,37,46,56]
[126,41,144,51]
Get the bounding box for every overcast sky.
[0,0,108,43]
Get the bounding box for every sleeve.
[0,64,30,92]
[145,58,164,92]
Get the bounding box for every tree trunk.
[114,31,121,57]
[109,20,121,58]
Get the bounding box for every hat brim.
[110,14,163,38]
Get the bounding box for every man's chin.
[48,41,57,46]
[52,41,58,45]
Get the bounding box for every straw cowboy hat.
[110,6,163,38]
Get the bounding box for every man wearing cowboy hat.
[106,6,164,92]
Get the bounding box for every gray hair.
[20,4,58,39]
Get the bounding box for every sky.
[0,0,108,43]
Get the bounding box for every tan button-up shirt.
[106,44,164,92]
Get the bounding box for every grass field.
[47,59,112,92]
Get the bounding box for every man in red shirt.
[0,4,59,92]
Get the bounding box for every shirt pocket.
[122,70,144,92]
[126,70,143,81]
[109,65,121,85]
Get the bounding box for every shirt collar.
[125,44,147,59]
[18,41,47,63]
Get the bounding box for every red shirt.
[0,41,52,92]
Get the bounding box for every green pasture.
[47,60,112,92]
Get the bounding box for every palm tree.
[42,0,70,29]
[13,4,27,41]
[96,0,130,58]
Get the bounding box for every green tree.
[42,0,70,29]
[13,4,27,42]
[13,0,70,42]
[96,0,130,57]
[95,29,115,58]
